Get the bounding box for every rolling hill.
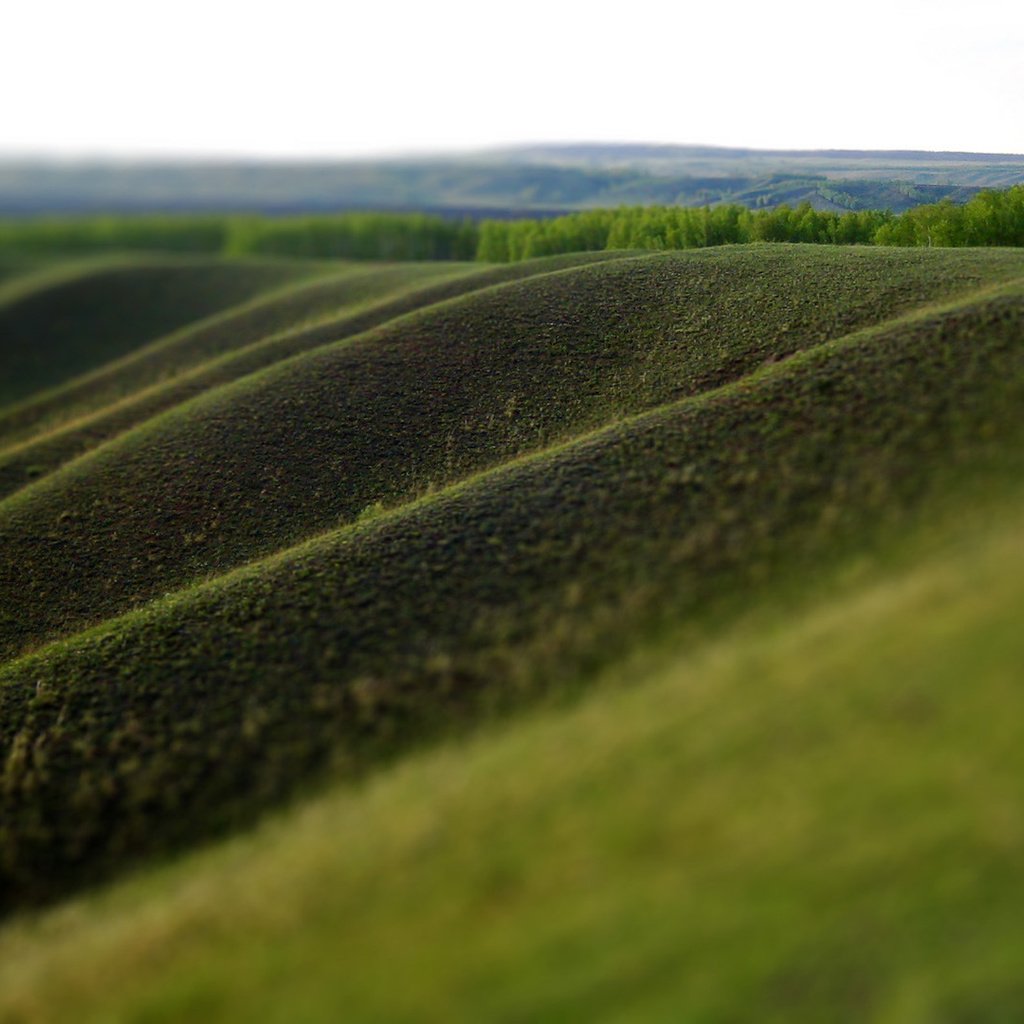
[1,243,1024,1020]
[0,256,329,409]
[0,252,622,486]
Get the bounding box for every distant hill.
[493,141,1024,167]
[2,143,1023,216]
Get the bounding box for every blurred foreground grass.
[2,488,1022,1023]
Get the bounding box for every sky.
[4,0,1023,159]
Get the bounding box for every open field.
[1,243,1024,1018]
[3,247,1024,663]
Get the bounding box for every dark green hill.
[0,260,472,448]
[1,245,1023,910]
[0,252,627,495]
[0,260,39,287]
[0,258,322,411]
[3,247,1023,664]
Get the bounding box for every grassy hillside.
[0,257,322,410]
[0,259,470,447]
[1,489,1022,1023]
[2,245,1024,910]
[3,247,1024,663]
[0,251,625,494]
[0,260,40,287]
[1,242,1023,1018]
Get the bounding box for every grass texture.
[0,251,626,497]
[0,258,472,448]
[2,246,1023,661]
[1,245,1023,917]
[1,476,1023,1023]
[0,256,323,413]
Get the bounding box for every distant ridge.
[2,143,1024,216]
[486,142,1024,161]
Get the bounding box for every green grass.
[2,245,1024,910]
[3,246,1023,663]
[2,242,1024,1018]
[0,251,628,497]
[1,482,1023,1023]
[0,260,43,288]
[0,258,475,448]
[0,256,323,413]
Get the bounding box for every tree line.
[477,186,1024,260]
[0,213,479,262]
[1,186,1022,262]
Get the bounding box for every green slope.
[1,477,1022,1024]
[0,251,629,498]
[0,256,323,413]
[0,259,475,449]
[0,260,43,289]
[2,246,1024,910]
[3,241,1024,1024]
[2,246,1022,664]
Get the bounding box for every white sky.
[3,0,1023,158]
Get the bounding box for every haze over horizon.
[5,0,1022,161]
[5,140,1024,165]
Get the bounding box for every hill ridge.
[5,247,1024,663]
[0,260,443,444]
[4,270,1024,668]
[3,254,1024,910]
[0,251,634,494]
[0,256,327,421]
[3,483,1022,1020]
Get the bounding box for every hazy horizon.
[3,140,1024,165]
